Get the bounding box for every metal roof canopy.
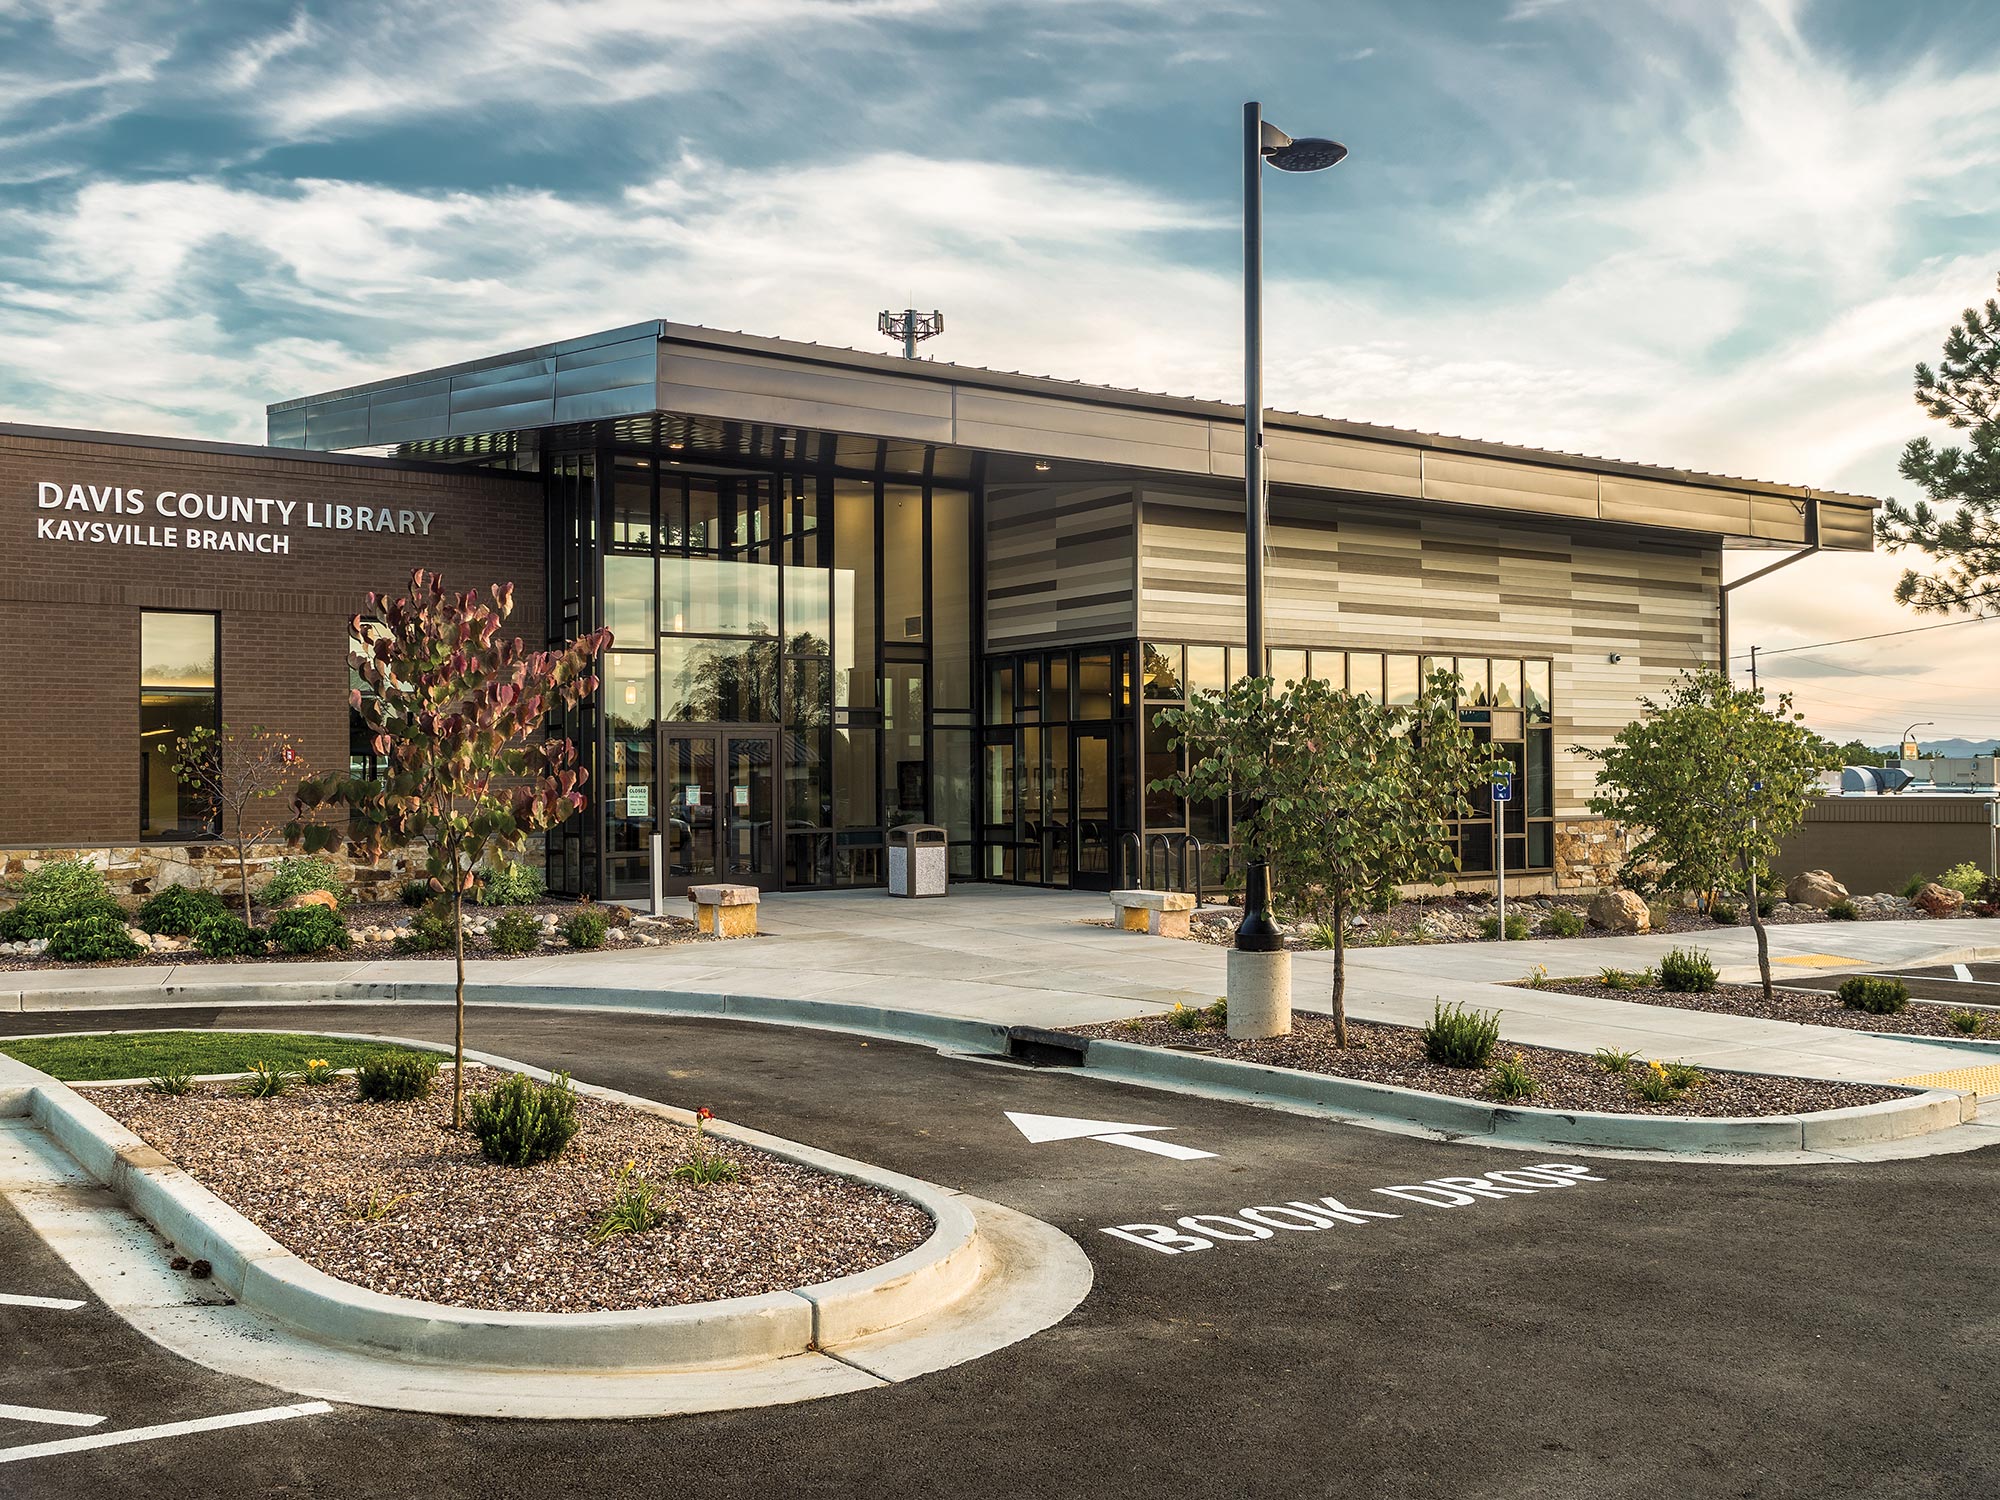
[267,321,1878,552]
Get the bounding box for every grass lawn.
[0,1031,429,1082]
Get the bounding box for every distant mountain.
[1915,737,2000,758]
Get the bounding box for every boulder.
[284,889,340,912]
[1914,882,1966,918]
[1784,869,1848,911]
[1587,889,1650,934]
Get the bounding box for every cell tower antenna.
[878,308,943,359]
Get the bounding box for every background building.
[0,320,1880,902]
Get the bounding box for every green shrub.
[266,905,351,955]
[260,856,345,908]
[1756,893,1775,918]
[137,886,228,937]
[1898,872,1929,899]
[1539,908,1586,938]
[13,857,114,930]
[476,860,546,907]
[489,909,540,955]
[1630,1061,1686,1104]
[1658,946,1718,994]
[1593,1045,1639,1074]
[398,879,434,908]
[1827,898,1859,921]
[1422,1000,1500,1068]
[1597,966,1658,992]
[146,1070,195,1096]
[560,908,609,951]
[1937,862,1987,899]
[236,1061,296,1098]
[1662,1060,1707,1091]
[1948,1009,1985,1035]
[191,913,265,958]
[1487,1053,1538,1102]
[1204,995,1228,1028]
[1837,975,1909,1015]
[1307,923,1338,950]
[46,912,144,962]
[1478,913,1529,940]
[1167,1002,1204,1030]
[354,1050,438,1103]
[591,1163,671,1242]
[1708,901,1738,925]
[394,907,455,954]
[468,1072,580,1167]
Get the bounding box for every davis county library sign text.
[31,480,437,556]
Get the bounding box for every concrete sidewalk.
[3,888,1997,1087]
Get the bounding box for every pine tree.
[1877,273,2000,614]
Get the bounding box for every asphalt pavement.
[1789,961,2000,1009]
[3,1002,1998,1500]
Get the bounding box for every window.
[140,611,218,840]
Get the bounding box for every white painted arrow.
[1005,1111,1216,1160]
[0,1402,105,1429]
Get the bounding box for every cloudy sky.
[2,0,1997,746]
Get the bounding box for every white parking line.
[1955,964,1974,982]
[0,1401,332,1466]
[0,1293,85,1311]
[0,1403,105,1428]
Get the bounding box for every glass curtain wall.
[981,646,1133,889]
[1134,642,1556,885]
[545,425,975,898]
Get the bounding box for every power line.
[1729,611,2000,660]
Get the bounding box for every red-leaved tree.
[290,569,610,1126]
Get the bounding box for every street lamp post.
[1235,102,1345,962]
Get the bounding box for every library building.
[0,321,1879,901]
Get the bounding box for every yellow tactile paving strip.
[1773,953,1864,967]
[1891,1063,2000,1098]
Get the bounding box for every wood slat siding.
[1136,485,1719,815]
[984,482,1138,648]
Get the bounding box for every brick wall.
[0,426,545,846]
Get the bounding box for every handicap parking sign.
[1492,770,1513,802]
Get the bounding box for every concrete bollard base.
[1226,948,1292,1040]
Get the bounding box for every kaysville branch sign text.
[32,480,437,556]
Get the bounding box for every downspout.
[1719,499,1822,683]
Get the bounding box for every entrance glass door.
[659,729,778,892]
[1072,729,1112,890]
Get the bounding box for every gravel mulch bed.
[0,901,706,972]
[92,1076,932,1313]
[1063,1011,1905,1116]
[1521,978,2000,1041]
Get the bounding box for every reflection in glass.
[883,485,924,642]
[988,662,1015,722]
[882,661,925,826]
[140,612,217,839]
[1309,650,1343,686]
[605,731,655,898]
[834,727,878,828]
[1269,649,1307,686]
[1491,658,1522,711]
[932,727,972,842]
[604,554,655,646]
[1525,660,1553,724]
[1185,645,1226,697]
[783,566,830,654]
[1458,657,1491,707]
[1142,643,1182,698]
[660,638,775,723]
[932,489,971,709]
[660,557,777,637]
[1348,652,1383,703]
[1076,654,1113,719]
[833,482,875,708]
[610,464,655,550]
[603,652,655,733]
[662,736,718,879]
[1385,654,1419,709]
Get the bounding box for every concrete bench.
[688,883,760,938]
[1109,889,1197,938]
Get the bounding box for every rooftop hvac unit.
[1841,764,1916,795]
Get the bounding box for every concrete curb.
[1075,1038,1977,1154]
[3,977,1981,1155]
[18,1049,984,1372]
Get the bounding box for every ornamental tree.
[163,723,314,923]
[1580,671,1824,1001]
[1876,272,2000,615]
[1155,670,1496,1046]
[290,569,610,1126]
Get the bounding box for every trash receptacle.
[888,825,949,898]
